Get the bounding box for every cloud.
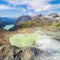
[28,12,34,16]
[0,4,26,11]
[15,7,26,12]
[4,0,51,6]
[4,0,51,12]
[3,0,60,14]
[50,4,60,10]
[46,4,60,14]
[0,4,12,10]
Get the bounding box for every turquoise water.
[3,24,14,30]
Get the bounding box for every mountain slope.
[0,20,6,28]
[9,14,60,31]
[15,15,32,24]
[0,17,16,25]
[0,17,16,29]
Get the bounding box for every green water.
[9,34,39,47]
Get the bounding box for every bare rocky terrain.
[0,14,60,60]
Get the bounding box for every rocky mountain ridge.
[9,14,60,31]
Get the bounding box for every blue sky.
[0,0,60,18]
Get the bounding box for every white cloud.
[28,12,34,16]
[4,0,51,12]
[16,7,26,12]
[45,4,60,14]
[4,0,51,5]
[50,4,60,10]
[21,8,26,12]
[4,0,60,13]
[0,4,12,10]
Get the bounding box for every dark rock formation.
[9,25,20,31]
[0,20,6,29]
[16,15,32,24]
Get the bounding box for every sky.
[0,0,60,18]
